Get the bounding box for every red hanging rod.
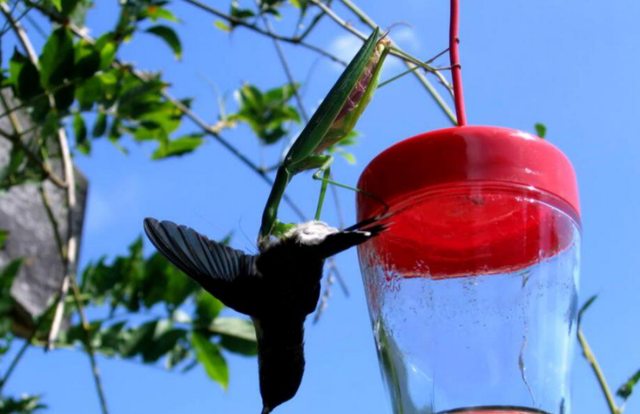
[449,0,467,126]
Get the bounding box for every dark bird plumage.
[143,218,386,413]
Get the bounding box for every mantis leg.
[302,155,333,221]
[315,167,331,220]
[311,155,390,220]
[260,166,292,240]
[378,47,450,89]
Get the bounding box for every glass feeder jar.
[356,126,580,414]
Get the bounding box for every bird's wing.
[315,223,388,259]
[143,218,261,315]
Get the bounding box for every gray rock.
[0,89,88,337]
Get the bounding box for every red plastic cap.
[357,126,580,278]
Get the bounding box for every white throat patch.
[285,220,338,246]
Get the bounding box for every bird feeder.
[355,2,580,414]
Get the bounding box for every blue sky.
[3,0,640,413]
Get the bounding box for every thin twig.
[578,330,621,414]
[0,92,67,188]
[39,184,71,346]
[180,0,348,66]
[0,339,30,392]
[0,0,36,37]
[297,9,327,41]
[70,276,110,414]
[259,13,310,122]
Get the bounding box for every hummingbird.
[143,216,387,414]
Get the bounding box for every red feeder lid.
[357,126,580,279]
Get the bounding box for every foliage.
[1,0,193,165]
[0,239,43,413]
[618,368,640,401]
[0,395,45,414]
[228,83,300,145]
[55,236,257,389]
[534,122,547,139]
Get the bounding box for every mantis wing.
[283,27,381,167]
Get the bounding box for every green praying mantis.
[259,27,422,245]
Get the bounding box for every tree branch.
[0,339,30,393]
[0,93,67,189]
[180,0,348,66]
[578,330,622,414]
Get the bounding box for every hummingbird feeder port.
[356,126,580,414]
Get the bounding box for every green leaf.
[95,34,117,71]
[0,230,8,249]
[0,258,22,287]
[60,0,83,17]
[208,317,257,342]
[210,317,257,356]
[229,83,300,145]
[191,331,229,389]
[74,40,101,79]
[73,113,90,154]
[50,0,62,11]
[166,342,190,370]
[230,1,256,19]
[141,325,188,363]
[214,21,231,32]
[93,113,108,137]
[142,253,198,308]
[339,151,356,164]
[39,27,75,89]
[117,77,166,118]
[196,292,224,322]
[578,294,598,327]
[0,394,46,414]
[289,0,307,13]
[618,368,640,400]
[145,25,182,60]
[54,84,76,111]
[0,142,43,190]
[93,321,128,356]
[535,123,547,139]
[144,5,180,22]
[9,49,44,100]
[120,320,159,358]
[220,335,258,356]
[152,134,205,160]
